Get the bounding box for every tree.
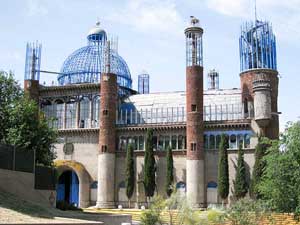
[6,96,57,166]
[259,121,300,213]
[250,137,267,199]
[125,143,135,208]
[218,134,229,204]
[165,146,174,197]
[0,71,22,143]
[144,128,156,203]
[233,143,248,200]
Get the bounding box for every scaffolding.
[239,20,277,72]
[24,42,42,81]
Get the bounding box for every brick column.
[96,72,117,208]
[186,65,205,207]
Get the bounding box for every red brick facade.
[186,66,204,160]
[24,80,39,103]
[99,73,118,154]
[240,69,279,139]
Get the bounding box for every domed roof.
[58,23,132,90]
[88,22,106,36]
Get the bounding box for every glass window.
[53,99,64,129]
[66,99,76,129]
[158,135,164,151]
[209,135,215,149]
[171,135,177,150]
[216,135,221,149]
[229,134,237,149]
[164,136,170,150]
[204,135,208,149]
[79,97,90,128]
[244,134,251,148]
[152,136,158,151]
[138,136,144,150]
[132,136,138,150]
[183,136,187,149]
[119,137,127,151]
[92,96,100,128]
[41,100,53,127]
[178,135,183,149]
[237,134,244,149]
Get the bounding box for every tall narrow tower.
[96,41,117,208]
[239,20,279,138]
[24,42,42,103]
[185,16,205,207]
[207,69,219,90]
[138,72,150,94]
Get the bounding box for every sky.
[0,0,299,130]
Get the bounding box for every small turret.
[253,73,271,127]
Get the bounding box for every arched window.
[138,136,144,151]
[216,135,221,149]
[53,99,64,129]
[209,135,215,149]
[244,134,251,148]
[79,97,90,128]
[229,134,237,149]
[204,135,208,149]
[158,135,164,151]
[244,98,249,114]
[164,136,170,150]
[92,96,100,128]
[171,135,177,150]
[237,134,244,148]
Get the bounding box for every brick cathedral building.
[24,17,279,208]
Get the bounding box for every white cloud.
[26,0,48,16]
[204,0,300,43]
[108,0,184,37]
[205,0,250,18]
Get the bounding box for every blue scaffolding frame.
[239,20,277,72]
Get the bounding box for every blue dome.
[58,23,132,89]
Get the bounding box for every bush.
[223,198,272,225]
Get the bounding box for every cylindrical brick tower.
[96,42,118,208]
[185,16,205,208]
[239,21,279,139]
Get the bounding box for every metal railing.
[117,104,243,125]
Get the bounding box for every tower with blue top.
[239,19,279,138]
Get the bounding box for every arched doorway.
[56,170,79,207]
[54,160,91,208]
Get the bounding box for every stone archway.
[54,160,91,208]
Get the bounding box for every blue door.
[56,170,79,207]
[69,171,79,206]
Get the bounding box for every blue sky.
[0,0,299,130]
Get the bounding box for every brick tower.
[185,16,205,207]
[96,41,117,208]
[239,21,279,139]
[24,42,42,103]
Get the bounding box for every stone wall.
[0,169,55,207]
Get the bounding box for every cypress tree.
[250,137,266,199]
[233,143,248,200]
[125,143,135,208]
[144,128,156,203]
[165,146,174,197]
[218,134,229,204]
